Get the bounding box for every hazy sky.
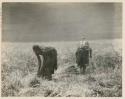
[2,3,122,42]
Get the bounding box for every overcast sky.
[2,3,122,42]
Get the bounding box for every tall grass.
[1,39,122,97]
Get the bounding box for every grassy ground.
[1,39,122,97]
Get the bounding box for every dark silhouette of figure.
[76,43,92,74]
[33,45,57,80]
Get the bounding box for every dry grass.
[1,39,122,97]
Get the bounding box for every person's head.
[33,45,41,55]
[84,41,89,47]
[81,36,86,41]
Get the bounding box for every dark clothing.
[33,45,57,80]
[76,46,92,74]
[76,46,92,65]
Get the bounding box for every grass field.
[1,39,122,97]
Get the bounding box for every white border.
[0,0,123,2]
[0,0,124,99]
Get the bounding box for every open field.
[1,39,122,97]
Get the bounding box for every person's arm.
[36,54,42,76]
[90,48,92,58]
[54,56,57,70]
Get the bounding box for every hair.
[33,45,41,52]
[85,42,89,47]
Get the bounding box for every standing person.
[76,36,92,74]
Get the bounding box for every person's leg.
[45,73,52,80]
[80,67,83,74]
[82,64,86,74]
[80,66,85,74]
[44,68,52,80]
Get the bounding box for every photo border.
[0,0,124,99]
